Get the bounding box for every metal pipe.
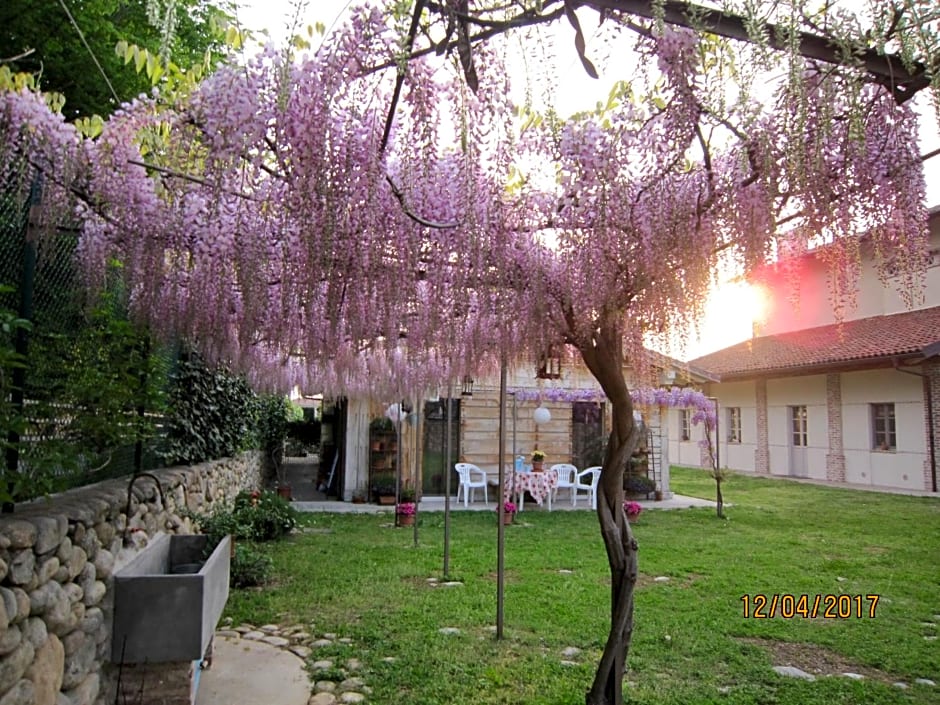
[496,355,507,640]
[443,384,453,578]
[412,398,420,547]
[122,472,166,544]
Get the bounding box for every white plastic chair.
[550,463,578,503]
[572,466,601,509]
[454,463,489,507]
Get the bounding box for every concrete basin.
[111,533,231,664]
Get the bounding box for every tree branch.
[385,175,460,229]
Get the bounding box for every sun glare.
[687,280,767,358]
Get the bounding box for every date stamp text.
[741,593,880,619]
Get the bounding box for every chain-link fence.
[1,168,172,507]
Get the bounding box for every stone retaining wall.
[0,451,264,705]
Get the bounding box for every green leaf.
[134,47,147,74]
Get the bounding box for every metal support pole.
[413,400,420,547]
[443,384,453,578]
[395,400,403,527]
[509,391,517,492]
[496,356,507,639]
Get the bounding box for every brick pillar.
[115,662,195,705]
[754,379,769,474]
[925,360,940,492]
[825,373,846,483]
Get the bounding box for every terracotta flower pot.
[398,514,415,526]
[532,461,544,472]
[501,513,515,525]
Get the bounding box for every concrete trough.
[111,533,231,664]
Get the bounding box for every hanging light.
[536,345,562,380]
[461,376,474,397]
[385,403,404,423]
[533,406,551,425]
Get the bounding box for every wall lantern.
[461,376,474,397]
[536,346,562,380]
[533,406,551,425]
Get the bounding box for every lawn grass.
[226,468,940,704]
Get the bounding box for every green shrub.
[192,489,297,547]
[230,543,272,588]
[624,473,656,494]
[232,489,297,540]
[161,351,257,465]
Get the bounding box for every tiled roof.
[690,305,940,380]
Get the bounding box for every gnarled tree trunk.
[577,321,643,705]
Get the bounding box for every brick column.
[925,360,940,492]
[754,379,769,474]
[825,373,846,483]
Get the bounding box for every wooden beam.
[581,0,932,102]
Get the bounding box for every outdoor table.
[503,468,558,511]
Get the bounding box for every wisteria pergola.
[2,1,938,702]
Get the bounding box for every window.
[727,407,741,443]
[680,409,691,441]
[789,406,807,447]
[871,403,896,450]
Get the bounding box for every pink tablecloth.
[504,470,558,510]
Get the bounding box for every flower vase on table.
[531,450,546,472]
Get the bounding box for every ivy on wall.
[161,350,258,466]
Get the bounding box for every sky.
[232,0,940,359]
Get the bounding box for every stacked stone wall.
[0,451,263,705]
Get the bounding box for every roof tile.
[690,305,940,379]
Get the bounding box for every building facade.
[673,208,940,492]
[330,356,701,501]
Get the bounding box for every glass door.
[788,405,808,478]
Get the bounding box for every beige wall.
[714,381,758,473]
[841,369,927,490]
[766,375,828,479]
[757,223,940,336]
[462,361,604,470]
[673,367,934,491]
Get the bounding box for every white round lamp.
[533,406,552,425]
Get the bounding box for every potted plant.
[498,501,517,525]
[396,501,416,526]
[624,500,643,523]
[531,449,546,472]
[351,489,366,504]
[629,451,649,473]
[369,416,394,449]
[624,474,656,498]
[372,480,397,505]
